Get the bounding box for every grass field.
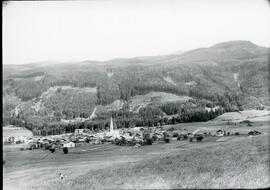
[3,112,270,189]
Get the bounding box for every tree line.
[8,100,225,136]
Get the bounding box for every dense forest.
[8,99,225,136]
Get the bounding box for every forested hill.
[3,41,270,135]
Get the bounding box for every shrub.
[248,131,254,135]
[128,140,136,146]
[196,136,203,142]
[235,132,240,136]
[164,138,170,143]
[163,132,169,139]
[114,138,120,145]
[50,148,55,153]
[63,147,68,154]
[177,136,181,141]
[120,137,127,146]
[152,135,158,141]
[242,120,251,124]
[189,138,193,142]
[145,138,153,145]
[168,127,175,132]
[100,139,106,144]
[183,135,188,140]
[172,132,179,137]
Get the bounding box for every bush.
[120,137,127,146]
[235,132,240,136]
[242,120,251,124]
[183,135,188,140]
[248,131,254,135]
[189,138,193,142]
[172,132,179,137]
[196,136,203,142]
[63,147,68,154]
[163,132,169,139]
[114,138,120,145]
[145,138,153,145]
[168,127,175,132]
[152,135,158,141]
[164,138,170,143]
[128,140,136,146]
[50,148,55,153]
[177,136,181,141]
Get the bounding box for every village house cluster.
[4,118,262,151]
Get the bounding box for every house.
[132,127,144,132]
[62,142,75,148]
[8,136,15,144]
[216,130,224,136]
[74,129,84,135]
[77,137,86,143]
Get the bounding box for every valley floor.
[3,115,270,189]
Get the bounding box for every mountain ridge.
[3,40,269,67]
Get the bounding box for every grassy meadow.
[3,114,270,189]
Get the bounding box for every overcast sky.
[3,0,270,65]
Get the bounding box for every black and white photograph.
[2,0,270,189]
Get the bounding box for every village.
[3,117,262,154]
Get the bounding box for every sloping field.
[96,100,125,113]
[129,92,191,112]
[4,130,269,189]
[3,117,269,190]
[96,92,191,113]
[58,134,269,189]
[214,109,270,122]
[3,125,33,140]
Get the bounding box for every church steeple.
[110,117,114,132]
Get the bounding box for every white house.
[74,129,84,135]
[216,130,224,136]
[62,142,75,148]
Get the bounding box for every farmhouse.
[62,142,76,148]
[75,129,84,135]
[216,130,224,136]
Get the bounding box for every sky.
[2,0,270,65]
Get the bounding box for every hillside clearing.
[3,125,33,140]
[129,92,191,112]
[214,109,270,122]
